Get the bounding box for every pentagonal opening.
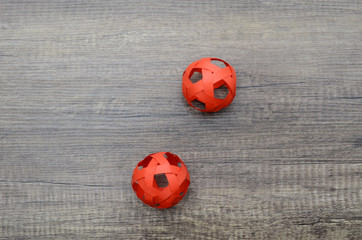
[132,181,138,191]
[211,59,226,69]
[190,99,205,110]
[154,173,169,188]
[189,69,202,84]
[138,156,152,169]
[164,152,182,167]
[214,84,229,99]
[180,178,190,191]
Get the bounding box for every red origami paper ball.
[182,57,237,112]
[131,152,190,209]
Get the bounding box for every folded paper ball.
[182,57,237,112]
[131,152,190,209]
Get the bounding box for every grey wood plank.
[0,0,361,239]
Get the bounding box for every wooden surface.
[0,1,361,239]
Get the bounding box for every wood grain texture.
[0,1,361,239]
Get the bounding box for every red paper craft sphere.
[131,152,190,209]
[182,58,237,112]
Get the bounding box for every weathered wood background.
[0,1,361,239]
